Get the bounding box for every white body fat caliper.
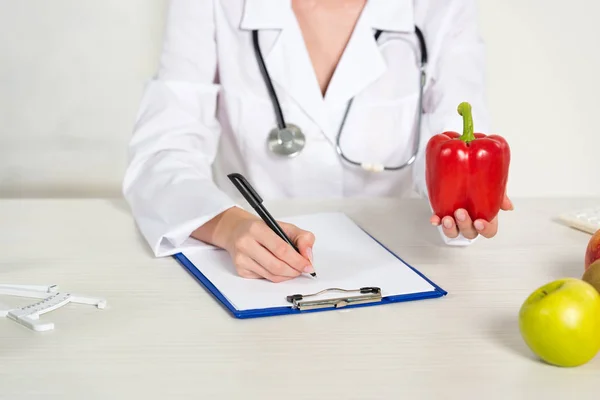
[0,284,106,332]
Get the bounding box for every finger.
[245,221,310,273]
[501,194,514,210]
[236,267,262,279]
[233,232,302,277]
[248,241,303,278]
[280,222,316,262]
[441,216,459,239]
[474,217,498,238]
[430,215,441,226]
[237,230,306,277]
[234,253,294,283]
[454,209,478,240]
[232,253,262,279]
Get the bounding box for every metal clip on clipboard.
[286,287,382,311]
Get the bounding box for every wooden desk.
[1,197,598,399]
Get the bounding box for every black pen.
[227,173,316,277]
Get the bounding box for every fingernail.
[307,247,313,264]
[443,218,453,229]
[455,210,466,222]
[304,248,315,274]
[474,220,484,231]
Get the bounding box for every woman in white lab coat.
[123,0,512,282]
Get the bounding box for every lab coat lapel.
[324,0,415,106]
[240,0,331,137]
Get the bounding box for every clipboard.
[173,212,447,319]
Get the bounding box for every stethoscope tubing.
[252,30,286,130]
[253,26,428,172]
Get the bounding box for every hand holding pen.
[190,173,316,283]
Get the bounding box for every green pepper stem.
[457,102,475,143]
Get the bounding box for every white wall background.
[0,0,598,198]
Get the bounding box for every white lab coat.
[123,0,489,257]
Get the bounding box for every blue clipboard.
[173,230,447,319]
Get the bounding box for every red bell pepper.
[425,102,510,222]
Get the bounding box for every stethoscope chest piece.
[267,123,305,157]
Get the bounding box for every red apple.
[585,229,600,270]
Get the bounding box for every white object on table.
[0,284,107,332]
[558,205,600,234]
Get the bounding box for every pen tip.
[310,272,317,277]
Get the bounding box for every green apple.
[519,278,600,367]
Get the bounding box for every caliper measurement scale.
[0,284,106,331]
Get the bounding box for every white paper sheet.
[181,212,437,311]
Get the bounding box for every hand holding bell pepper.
[425,102,511,224]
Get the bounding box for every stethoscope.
[252,26,428,172]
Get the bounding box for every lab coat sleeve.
[412,0,490,246]
[122,0,237,257]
